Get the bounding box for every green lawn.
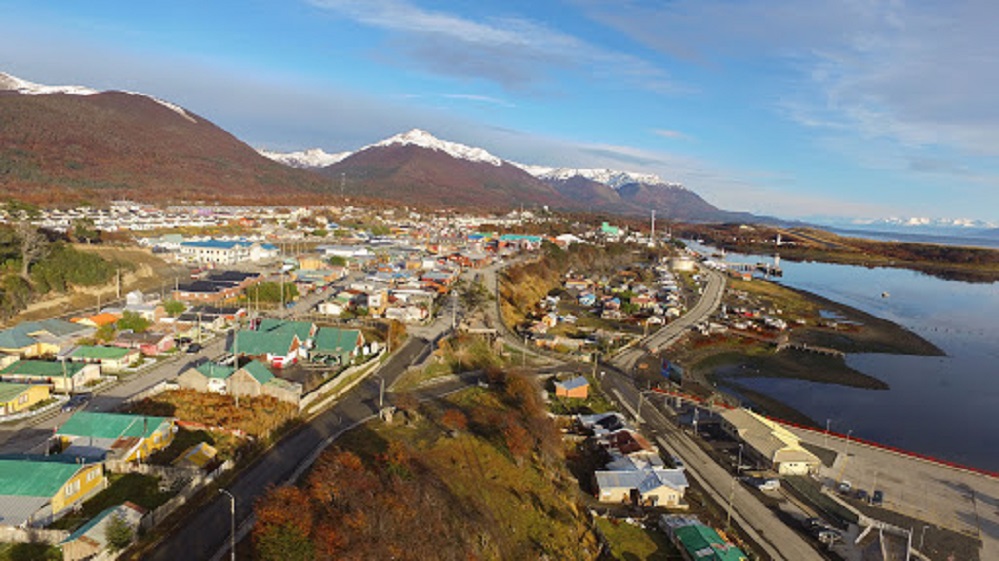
[0,543,60,561]
[50,472,173,531]
[595,517,682,560]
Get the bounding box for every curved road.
[614,267,726,370]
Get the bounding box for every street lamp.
[736,443,744,476]
[219,488,235,561]
[919,524,930,550]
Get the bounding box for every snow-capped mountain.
[515,165,683,190]
[854,217,997,230]
[366,129,504,167]
[258,148,351,169]
[0,71,196,122]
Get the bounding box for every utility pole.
[219,489,236,561]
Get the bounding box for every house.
[230,330,302,369]
[61,502,146,561]
[594,468,688,507]
[577,292,597,307]
[0,383,50,416]
[229,361,302,405]
[577,412,627,438]
[311,327,364,366]
[0,457,105,527]
[719,408,820,476]
[177,362,235,394]
[0,319,94,358]
[565,278,590,291]
[659,516,747,561]
[55,412,175,462]
[69,345,139,373]
[71,312,121,329]
[0,360,101,393]
[112,331,175,356]
[553,376,589,399]
[177,360,301,405]
[256,319,317,346]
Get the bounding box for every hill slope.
[0,75,331,205]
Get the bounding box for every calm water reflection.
[703,249,999,471]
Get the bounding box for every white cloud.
[307,0,679,93]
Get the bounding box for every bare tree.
[16,223,49,280]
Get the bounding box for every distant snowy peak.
[367,129,504,167]
[258,148,351,169]
[0,71,196,123]
[0,72,99,96]
[853,216,997,229]
[517,165,684,190]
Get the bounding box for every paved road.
[144,336,431,561]
[599,369,825,561]
[614,267,726,370]
[791,427,999,560]
[0,334,229,454]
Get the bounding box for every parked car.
[854,489,869,502]
[186,342,203,354]
[871,490,884,506]
[837,481,852,494]
[61,393,92,413]
[757,478,781,491]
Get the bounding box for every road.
[602,266,828,560]
[0,334,229,454]
[600,369,825,561]
[144,336,434,561]
[613,267,726,370]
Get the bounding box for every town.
[0,200,991,561]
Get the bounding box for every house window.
[86,469,98,482]
[64,480,80,497]
[17,394,27,405]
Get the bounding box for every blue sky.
[2,0,998,223]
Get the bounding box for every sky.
[2,0,998,224]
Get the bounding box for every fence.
[123,380,178,405]
[0,526,69,545]
[139,459,233,531]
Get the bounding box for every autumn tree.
[502,417,531,465]
[440,409,467,433]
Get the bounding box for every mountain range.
[262,129,751,221]
[0,71,747,220]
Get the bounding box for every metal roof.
[57,412,171,440]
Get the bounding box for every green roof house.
[230,330,302,368]
[673,524,747,561]
[257,319,317,344]
[0,457,105,527]
[0,360,101,393]
[56,412,175,462]
[177,361,235,394]
[311,327,364,365]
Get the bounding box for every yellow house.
[55,412,175,462]
[0,459,104,527]
[0,382,50,416]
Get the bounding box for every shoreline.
[675,277,942,426]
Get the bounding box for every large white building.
[179,240,279,265]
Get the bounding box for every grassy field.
[594,517,682,560]
[325,383,601,560]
